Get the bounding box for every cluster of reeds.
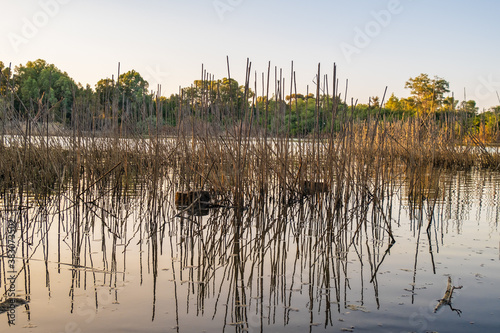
[1,61,500,329]
[1,61,499,198]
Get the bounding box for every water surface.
[1,169,499,332]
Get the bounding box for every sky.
[1,0,500,110]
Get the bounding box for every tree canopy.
[13,59,77,120]
[1,60,498,139]
[0,61,13,96]
[119,70,149,104]
[404,73,449,113]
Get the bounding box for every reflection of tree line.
[1,167,499,329]
[402,167,500,232]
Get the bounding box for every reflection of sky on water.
[1,170,499,332]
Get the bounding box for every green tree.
[370,96,380,109]
[400,97,417,112]
[490,105,500,113]
[95,78,115,102]
[385,93,402,111]
[94,78,116,127]
[0,61,13,96]
[183,78,253,120]
[118,70,149,104]
[285,93,305,102]
[160,94,178,126]
[287,97,316,135]
[13,59,77,121]
[118,70,151,128]
[460,100,478,114]
[442,96,458,111]
[404,73,449,113]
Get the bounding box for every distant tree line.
[1,60,499,141]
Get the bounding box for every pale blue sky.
[2,0,500,109]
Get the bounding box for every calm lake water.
[1,168,499,332]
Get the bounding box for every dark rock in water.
[0,298,28,314]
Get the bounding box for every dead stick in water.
[434,276,463,315]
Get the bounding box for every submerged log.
[175,190,212,216]
[175,191,211,207]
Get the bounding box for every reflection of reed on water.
[169,163,400,330]
[1,161,499,329]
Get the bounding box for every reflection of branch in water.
[426,224,437,275]
[168,223,180,333]
[425,181,439,276]
[368,235,395,284]
[365,238,381,309]
[411,219,421,305]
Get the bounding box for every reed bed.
[1,61,499,329]
[1,61,498,198]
